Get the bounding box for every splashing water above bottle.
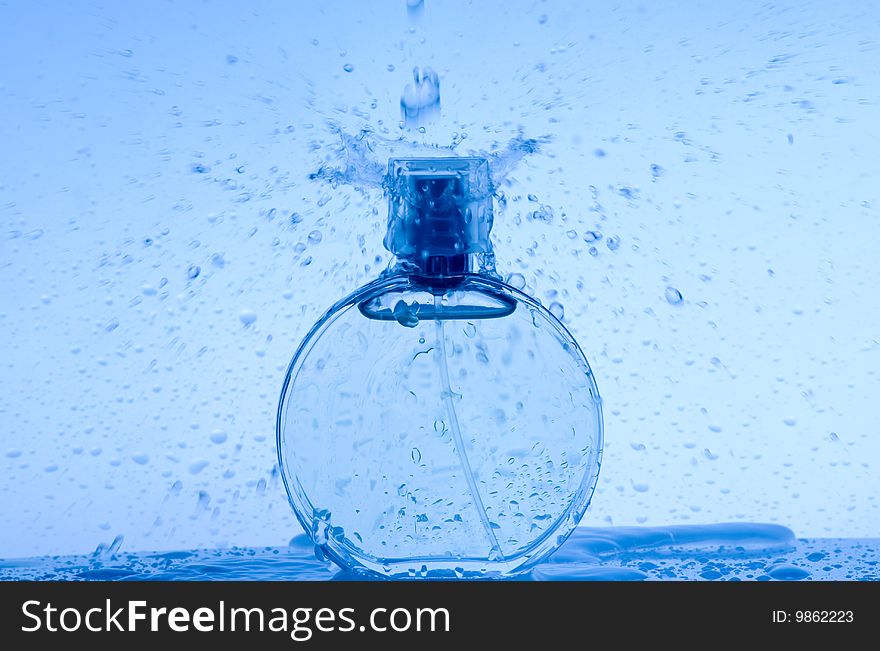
[307,122,551,194]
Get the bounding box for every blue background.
[1,0,878,559]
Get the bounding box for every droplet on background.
[210,430,228,444]
[507,273,526,290]
[665,286,684,305]
[189,459,209,475]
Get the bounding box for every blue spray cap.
[384,157,493,275]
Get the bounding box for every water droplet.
[343,63,354,73]
[131,453,149,465]
[411,448,422,463]
[530,205,554,223]
[407,0,425,20]
[308,230,323,244]
[392,300,419,328]
[507,273,526,290]
[606,235,620,251]
[766,563,810,580]
[210,429,228,444]
[665,286,684,305]
[188,459,209,475]
[549,302,565,320]
[239,309,257,326]
[400,66,440,127]
[186,264,201,279]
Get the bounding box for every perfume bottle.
[277,157,603,578]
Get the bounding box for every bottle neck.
[410,252,472,276]
[383,251,504,292]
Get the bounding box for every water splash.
[3,524,875,581]
[308,123,552,194]
[400,67,440,127]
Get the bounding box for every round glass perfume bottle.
[277,157,603,578]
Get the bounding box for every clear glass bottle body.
[277,272,603,578]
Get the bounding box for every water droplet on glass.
[665,286,684,305]
[343,63,354,73]
[392,300,419,328]
[239,309,257,326]
[549,302,565,320]
[188,459,209,475]
[210,429,228,444]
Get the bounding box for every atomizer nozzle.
[384,157,493,275]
